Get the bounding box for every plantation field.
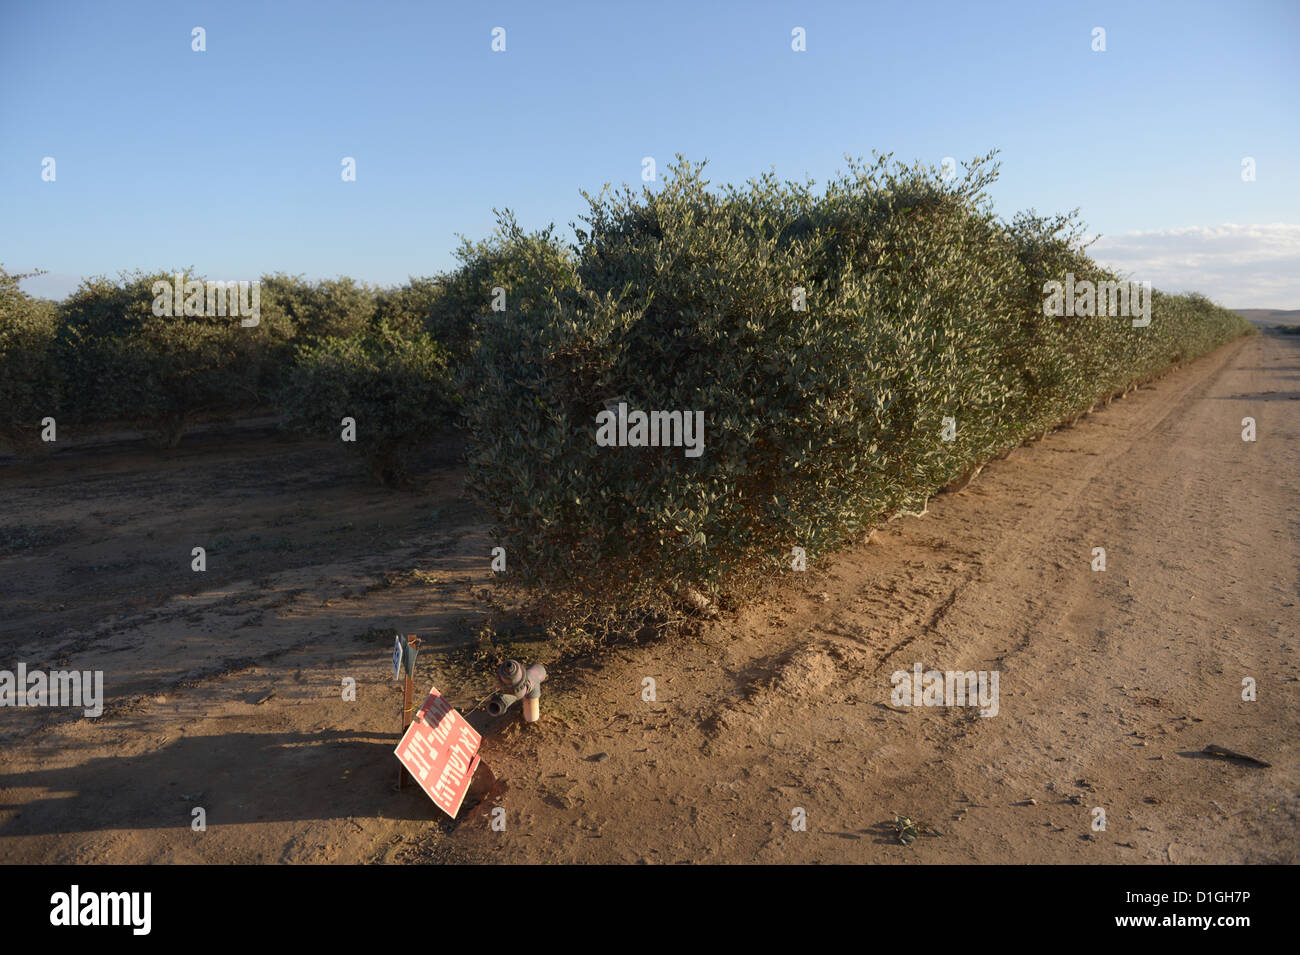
[1,329,1294,864]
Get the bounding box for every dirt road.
[2,329,1295,864]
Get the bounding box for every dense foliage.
[0,268,453,453]
[0,267,62,453]
[53,270,279,447]
[278,325,455,486]
[461,156,1252,631]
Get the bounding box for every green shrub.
[252,274,382,395]
[56,269,284,446]
[429,215,577,368]
[258,273,379,345]
[0,267,62,454]
[279,325,455,486]
[375,277,444,340]
[463,155,1252,634]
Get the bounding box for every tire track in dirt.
[424,333,1296,865]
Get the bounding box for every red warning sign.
[394,687,482,818]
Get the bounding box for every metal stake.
[397,635,421,790]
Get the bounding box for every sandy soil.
[1,330,1295,864]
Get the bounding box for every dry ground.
[1,330,1295,864]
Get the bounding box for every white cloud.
[1089,223,1300,309]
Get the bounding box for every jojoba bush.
[257,273,378,345]
[0,267,62,454]
[279,324,455,487]
[375,277,444,340]
[55,269,280,447]
[462,155,1252,634]
[428,215,577,369]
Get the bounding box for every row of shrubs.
[2,153,1253,635]
[460,155,1252,632]
[0,257,495,463]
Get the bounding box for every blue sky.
[2,0,1297,305]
